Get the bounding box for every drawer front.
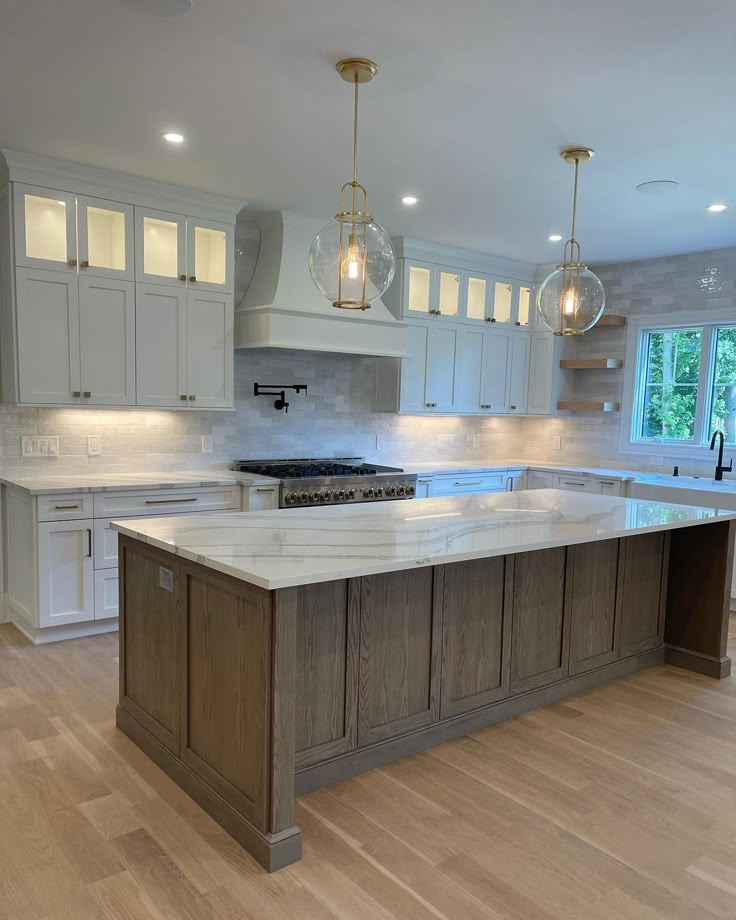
[38,492,95,522]
[94,568,119,620]
[432,472,507,496]
[596,479,622,496]
[554,474,595,493]
[93,485,240,518]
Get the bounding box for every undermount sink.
[635,473,736,491]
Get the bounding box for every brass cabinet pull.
[510,405,517,410]
[189,275,197,282]
[72,391,81,397]
[189,394,196,401]
[179,274,187,282]
[145,497,198,505]
[80,260,89,269]
[180,394,188,401]
[480,404,491,409]
[83,391,91,398]
[515,321,521,326]
[68,257,77,267]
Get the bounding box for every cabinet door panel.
[399,324,429,412]
[454,328,484,413]
[79,276,136,405]
[358,568,440,746]
[510,547,569,693]
[14,184,76,272]
[38,519,94,628]
[185,290,234,408]
[295,580,359,768]
[527,334,554,415]
[135,207,186,286]
[618,532,667,656]
[187,218,233,293]
[481,330,510,413]
[568,540,621,675]
[441,557,511,718]
[508,333,529,413]
[77,196,134,280]
[16,267,80,404]
[135,284,187,407]
[425,325,457,411]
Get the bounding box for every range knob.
[309,490,321,502]
[346,489,356,500]
[406,484,416,496]
[320,490,332,502]
[285,492,297,505]
[397,485,406,496]
[298,491,309,504]
[363,487,375,499]
[335,489,346,501]
[375,486,384,497]
[386,486,397,497]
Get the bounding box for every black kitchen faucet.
[709,430,733,481]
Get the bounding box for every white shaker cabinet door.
[508,333,530,414]
[16,267,81,405]
[135,283,187,407]
[399,324,430,413]
[13,184,77,272]
[185,290,234,408]
[38,519,95,628]
[454,328,485,413]
[481,330,510,414]
[425,325,458,411]
[79,275,136,406]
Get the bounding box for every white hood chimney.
[235,211,407,357]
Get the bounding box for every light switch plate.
[87,435,102,457]
[201,435,214,454]
[375,434,384,451]
[553,436,562,451]
[21,436,59,458]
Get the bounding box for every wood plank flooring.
[2,620,736,918]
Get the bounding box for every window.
[628,318,736,450]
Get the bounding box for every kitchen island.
[113,489,736,871]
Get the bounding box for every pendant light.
[537,147,605,335]
[309,59,396,310]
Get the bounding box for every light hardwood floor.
[2,621,736,919]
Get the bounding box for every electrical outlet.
[87,435,102,457]
[472,434,481,449]
[649,455,664,466]
[375,434,384,451]
[21,436,59,458]
[201,435,214,454]
[553,436,562,451]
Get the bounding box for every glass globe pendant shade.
[309,213,396,310]
[536,265,605,335]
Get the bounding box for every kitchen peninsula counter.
[114,490,736,871]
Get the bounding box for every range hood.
[235,211,407,358]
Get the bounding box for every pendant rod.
[569,156,580,245]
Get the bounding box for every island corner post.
[115,517,736,872]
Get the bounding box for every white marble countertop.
[0,470,276,495]
[112,488,735,591]
[397,460,638,480]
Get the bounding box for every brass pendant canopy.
[536,146,605,336]
[309,58,396,310]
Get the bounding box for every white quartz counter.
[0,470,277,495]
[112,488,736,591]
[398,460,638,481]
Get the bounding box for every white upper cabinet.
[185,289,234,408]
[455,328,485,412]
[425,325,458,410]
[517,284,532,328]
[436,267,462,319]
[14,184,77,272]
[187,218,233,292]
[404,261,434,317]
[78,276,136,406]
[135,284,187,407]
[508,332,530,412]
[135,207,187,286]
[490,280,514,325]
[465,273,491,323]
[77,196,134,280]
[482,330,511,413]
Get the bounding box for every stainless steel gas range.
[231,458,417,508]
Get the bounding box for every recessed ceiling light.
[708,203,728,212]
[548,234,562,242]
[401,196,418,206]
[162,132,184,144]
[635,180,679,195]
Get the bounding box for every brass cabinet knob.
[189,275,197,283]
[481,404,491,409]
[72,391,81,397]
[510,405,517,410]
[80,260,89,269]
[180,394,188,401]
[68,257,77,267]
[83,391,91,398]
[179,274,187,282]
[189,394,196,401]
[425,402,437,408]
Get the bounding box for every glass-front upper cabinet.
[404,261,433,316]
[187,218,233,292]
[490,280,514,324]
[517,284,532,327]
[77,196,134,280]
[14,184,77,272]
[465,273,491,323]
[134,207,186,286]
[436,268,461,318]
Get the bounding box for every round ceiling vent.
[635,180,680,195]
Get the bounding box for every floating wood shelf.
[559,358,624,370]
[557,400,620,412]
[596,314,627,327]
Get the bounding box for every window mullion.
[694,324,715,445]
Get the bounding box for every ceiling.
[2,0,736,264]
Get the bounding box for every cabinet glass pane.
[25,195,68,263]
[194,226,226,285]
[518,286,531,326]
[439,271,460,316]
[143,217,178,278]
[467,276,487,320]
[87,207,126,272]
[408,265,431,313]
[492,282,513,323]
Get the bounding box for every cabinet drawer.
[432,472,506,495]
[554,474,595,493]
[38,492,95,521]
[94,568,119,620]
[93,485,240,518]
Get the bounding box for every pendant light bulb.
[309,59,396,310]
[536,147,605,335]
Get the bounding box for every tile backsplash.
[0,348,522,472]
